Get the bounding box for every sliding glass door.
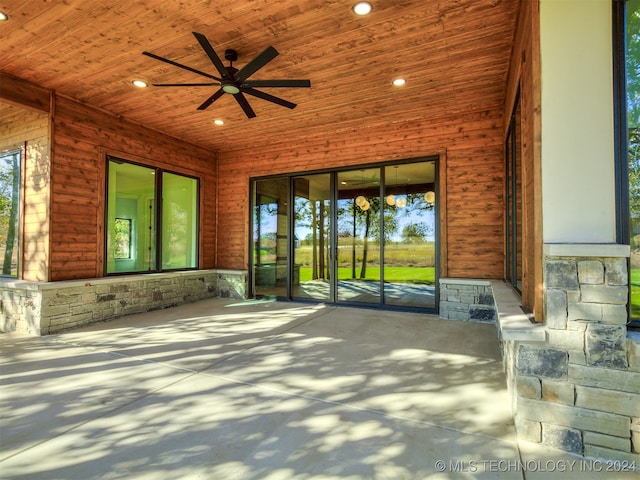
[383,163,437,308]
[336,168,381,304]
[250,159,438,311]
[253,177,289,297]
[292,173,332,301]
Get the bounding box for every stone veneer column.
[512,244,640,463]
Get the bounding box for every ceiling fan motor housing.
[224,49,238,62]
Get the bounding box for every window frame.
[0,147,23,278]
[505,90,522,294]
[613,0,640,328]
[105,155,200,275]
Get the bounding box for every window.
[0,149,21,277]
[106,157,198,274]
[251,159,438,310]
[114,218,132,259]
[615,0,640,325]
[505,93,522,292]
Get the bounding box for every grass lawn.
[299,266,435,284]
[631,269,640,318]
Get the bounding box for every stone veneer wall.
[501,244,640,464]
[0,269,247,335]
[439,278,497,322]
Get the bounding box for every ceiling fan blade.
[233,92,256,118]
[242,88,297,109]
[142,51,221,81]
[153,83,220,87]
[243,79,311,88]
[196,88,225,110]
[192,32,229,79]
[235,46,279,83]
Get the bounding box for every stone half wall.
[0,269,247,335]
[501,244,640,464]
[439,278,497,323]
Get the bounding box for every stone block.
[448,310,470,321]
[581,285,628,305]
[542,379,575,405]
[604,258,628,286]
[469,306,496,322]
[44,304,70,316]
[518,397,631,437]
[585,324,628,369]
[633,418,640,453]
[567,302,601,322]
[575,386,640,417]
[627,336,640,372]
[547,328,584,351]
[569,364,640,394]
[515,416,541,443]
[517,375,541,399]
[545,260,579,289]
[440,301,468,312]
[583,445,640,465]
[600,304,629,325]
[568,350,587,365]
[578,260,604,285]
[583,431,631,452]
[567,320,587,331]
[459,295,475,305]
[517,346,568,379]
[542,423,583,454]
[478,293,494,305]
[545,289,567,329]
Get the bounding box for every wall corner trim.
[543,243,630,258]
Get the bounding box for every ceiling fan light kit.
[142,32,311,119]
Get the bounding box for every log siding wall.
[217,107,506,278]
[0,104,50,281]
[50,95,218,281]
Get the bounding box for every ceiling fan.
[142,32,311,118]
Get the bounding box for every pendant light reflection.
[425,191,436,203]
[395,197,407,208]
[355,195,370,211]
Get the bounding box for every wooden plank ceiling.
[0,0,519,153]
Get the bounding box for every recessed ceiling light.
[0,12,8,21]
[213,119,224,126]
[132,79,148,88]
[352,2,372,16]
[392,78,406,87]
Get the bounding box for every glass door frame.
[248,156,440,313]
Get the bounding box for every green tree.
[0,151,19,275]
[401,222,432,243]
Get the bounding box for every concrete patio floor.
[0,298,633,479]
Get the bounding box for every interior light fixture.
[395,197,407,208]
[132,79,148,88]
[392,78,406,87]
[352,2,372,16]
[386,195,396,206]
[213,119,224,126]
[0,12,8,21]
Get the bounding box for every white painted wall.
[540,0,616,243]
